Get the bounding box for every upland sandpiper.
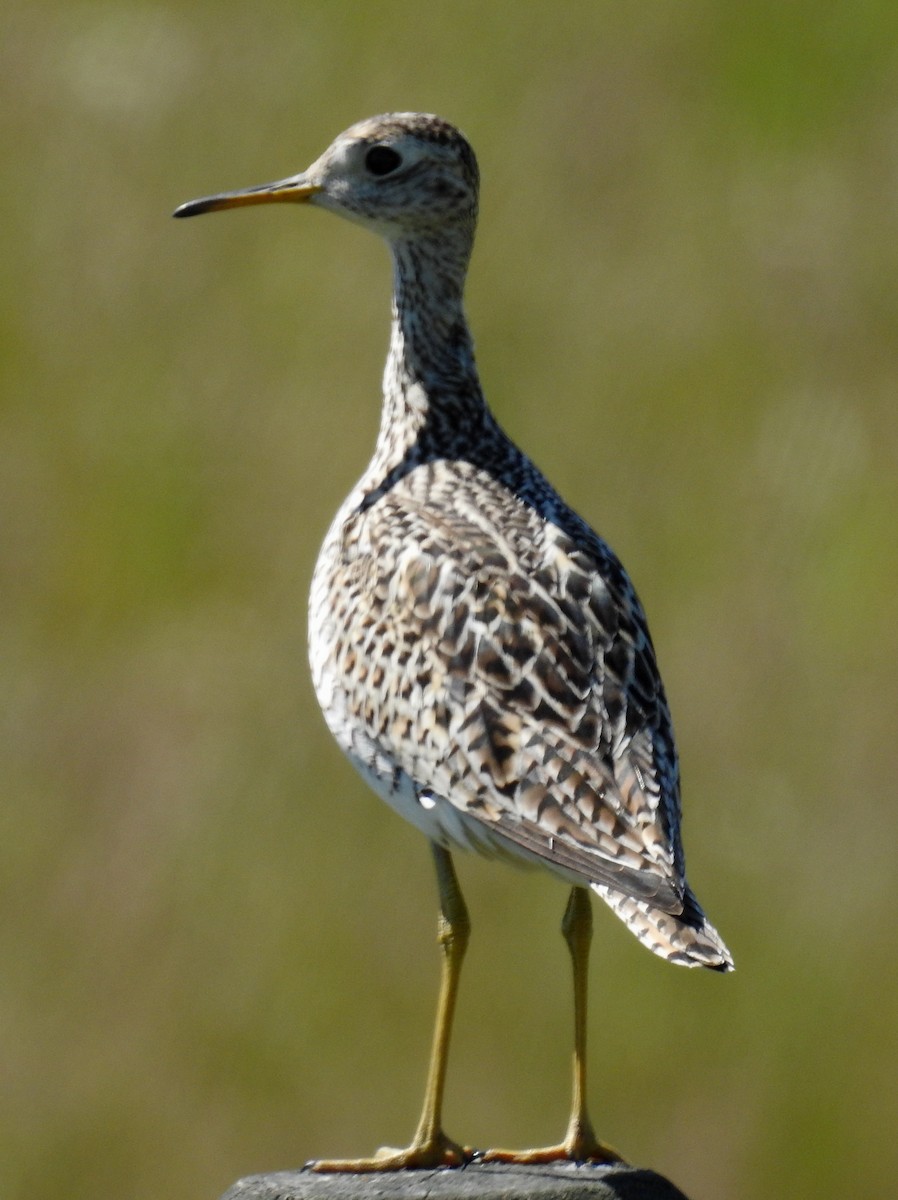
[175,112,732,1173]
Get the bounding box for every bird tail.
[593,882,734,971]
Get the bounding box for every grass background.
[3,3,897,1198]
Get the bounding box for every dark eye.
[365,145,402,176]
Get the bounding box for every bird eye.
[365,145,403,176]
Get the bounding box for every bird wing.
[362,474,686,911]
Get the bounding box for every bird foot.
[307,1131,474,1173]
[479,1132,624,1167]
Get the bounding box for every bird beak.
[173,173,322,218]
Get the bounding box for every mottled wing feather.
[373,482,687,913]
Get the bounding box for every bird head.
[174,112,479,243]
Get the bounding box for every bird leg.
[482,885,623,1165]
[308,842,473,1171]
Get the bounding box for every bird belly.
[322,690,520,862]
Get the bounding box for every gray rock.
[219,1161,690,1200]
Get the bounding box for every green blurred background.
[3,3,897,1198]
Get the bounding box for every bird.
[174,112,733,1173]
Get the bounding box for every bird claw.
[478,1137,624,1167]
[306,1132,474,1173]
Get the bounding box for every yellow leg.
[309,843,472,1172]
[482,886,623,1165]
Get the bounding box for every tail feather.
[593,882,734,971]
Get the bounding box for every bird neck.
[372,234,489,471]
